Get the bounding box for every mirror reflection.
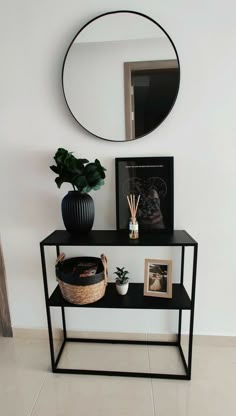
[62,11,180,142]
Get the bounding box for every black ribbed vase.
[61,191,94,233]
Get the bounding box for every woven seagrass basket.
[55,254,108,305]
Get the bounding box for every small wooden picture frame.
[144,259,172,298]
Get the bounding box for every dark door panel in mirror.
[62,11,180,142]
[124,60,179,139]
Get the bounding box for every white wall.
[1,0,236,336]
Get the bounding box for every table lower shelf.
[49,283,191,310]
[52,338,189,380]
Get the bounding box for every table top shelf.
[41,230,197,247]
[49,283,191,310]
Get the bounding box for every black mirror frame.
[62,10,181,142]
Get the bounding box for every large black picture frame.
[115,157,174,232]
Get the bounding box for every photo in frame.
[115,157,173,231]
[144,259,172,298]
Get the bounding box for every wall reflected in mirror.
[62,11,180,142]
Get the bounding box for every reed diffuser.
[127,194,140,239]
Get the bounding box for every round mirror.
[62,11,180,142]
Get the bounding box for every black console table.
[40,230,198,380]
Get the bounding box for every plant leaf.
[50,165,60,174]
[50,148,106,193]
[55,177,64,188]
[81,185,92,193]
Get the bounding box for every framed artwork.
[144,259,172,298]
[115,157,173,231]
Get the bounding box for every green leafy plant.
[114,267,129,285]
[50,148,106,193]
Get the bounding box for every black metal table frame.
[40,231,198,380]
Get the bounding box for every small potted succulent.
[114,267,130,295]
[50,148,106,233]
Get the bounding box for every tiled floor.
[0,337,235,415]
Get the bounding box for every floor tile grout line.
[150,378,158,416]
[146,333,157,416]
[28,372,49,416]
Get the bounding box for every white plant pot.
[116,282,129,295]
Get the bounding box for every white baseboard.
[12,328,236,347]
[13,328,63,340]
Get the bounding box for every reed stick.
[135,195,140,214]
[127,194,140,220]
[126,195,133,215]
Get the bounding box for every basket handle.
[100,254,108,286]
[55,252,66,265]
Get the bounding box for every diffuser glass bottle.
[129,217,139,239]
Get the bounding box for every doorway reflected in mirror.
[124,60,179,139]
